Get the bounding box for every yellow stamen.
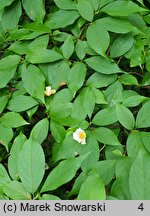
[79,131,86,139]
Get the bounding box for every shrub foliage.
[0,0,150,200]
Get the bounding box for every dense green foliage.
[0,0,150,200]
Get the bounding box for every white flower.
[45,86,56,96]
[73,128,86,144]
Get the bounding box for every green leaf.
[101,1,145,16]
[71,87,95,120]
[129,151,150,199]
[41,155,87,192]
[7,95,38,112]
[52,134,83,162]
[2,0,22,31]
[30,118,49,144]
[86,22,110,56]
[6,28,30,41]
[77,172,106,200]
[105,145,123,160]
[0,112,29,128]
[69,172,87,196]
[50,120,66,143]
[122,90,146,107]
[93,107,117,126]
[125,39,144,67]
[4,181,31,200]
[95,160,116,185]
[111,158,132,199]
[40,61,70,89]
[20,32,44,40]
[127,131,149,159]
[0,195,9,200]
[91,88,107,104]
[71,94,86,120]
[116,104,135,130]
[93,127,120,146]
[77,0,94,22]
[0,194,9,200]
[96,0,112,8]
[8,133,27,180]
[87,0,99,10]
[41,194,61,200]
[82,88,95,118]
[27,106,38,120]
[146,51,150,72]
[28,35,49,50]
[110,34,134,58]
[24,22,50,33]
[52,114,81,128]
[0,164,11,193]
[119,74,138,86]
[53,30,69,42]
[85,56,120,74]
[0,55,20,88]
[107,196,118,200]
[81,136,99,172]
[54,0,77,10]
[27,48,63,64]
[22,0,45,22]
[49,88,73,105]
[61,35,74,59]
[45,10,80,29]
[126,132,140,158]
[68,62,86,95]
[128,13,146,30]
[8,41,30,55]
[140,132,150,153]
[0,95,9,113]
[0,123,13,150]
[18,138,45,193]
[136,101,150,128]
[0,0,14,10]
[75,40,87,60]
[22,64,45,103]
[104,81,123,106]
[97,17,139,34]
[50,102,72,122]
[86,72,117,88]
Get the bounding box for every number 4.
[138,203,144,211]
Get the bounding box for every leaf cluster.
[0,0,150,200]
